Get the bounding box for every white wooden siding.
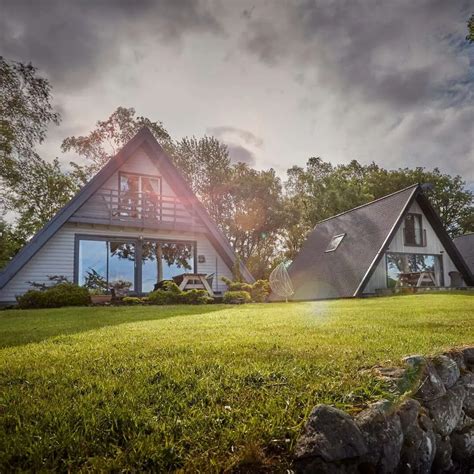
[363,200,462,293]
[0,223,233,303]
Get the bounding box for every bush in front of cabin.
[249,280,271,302]
[121,296,143,305]
[17,283,91,309]
[223,290,252,304]
[148,282,183,305]
[221,277,270,302]
[181,289,213,305]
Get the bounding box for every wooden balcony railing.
[72,189,204,229]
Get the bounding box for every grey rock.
[426,385,466,436]
[398,398,421,434]
[461,347,474,368]
[432,355,460,389]
[356,400,403,473]
[450,425,474,460]
[399,420,436,474]
[460,372,474,417]
[294,405,367,464]
[444,350,466,371]
[411,360,446,401]
[455,410,474,431]
[432,434,453,473]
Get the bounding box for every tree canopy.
[1,58,472,279]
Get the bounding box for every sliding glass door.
[141,241,194,293]
[78,239,136,292]
[76,236,195,294]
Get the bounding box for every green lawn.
[1,294,473,472]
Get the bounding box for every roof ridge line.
[315,183,420,226]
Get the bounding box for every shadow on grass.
[0,304,226,349]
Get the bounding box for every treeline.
[1,57,473,278]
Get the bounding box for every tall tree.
[0,57,60,161]
[284,158,473,258]
[467,14,474,43]
[61,106,173,183]
[0,154,78,245]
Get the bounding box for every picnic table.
[172,273,215,297]
[398,271,437,287]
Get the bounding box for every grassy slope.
[0,294,473,471]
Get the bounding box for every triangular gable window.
[325,233,345,252]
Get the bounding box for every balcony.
[70,189,206,232]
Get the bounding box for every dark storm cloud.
[226,144,256,165]
[0,0,222,89]
[241,0,473,109]
[239,0,473,177]
[207,126,263,147]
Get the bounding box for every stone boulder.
[404,356,446,402]
[356,400,403,473]
[461,347,474,369]
[450,425,474,461]
[426,385,465,436]
[294,404,367,471]
[432,434,453,473]
[461,372,474,417]
[432,355,460,389]
[398,419,436,473]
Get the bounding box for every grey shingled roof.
[288,185,419,300]
[288,184,474,300]
[454,234,474,274]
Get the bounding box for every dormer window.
[325,233,345,252]
[404,213,425,246]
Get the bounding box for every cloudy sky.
[1,0,473,185]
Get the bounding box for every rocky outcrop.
[294,347,474,473]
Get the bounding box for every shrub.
[122,296,143,305]
[250,280,271,302]
[222,277,270,302]
[17,283,90,309]
[160,281,182,294]
[181,290,213,305]
[223,290,252,304]
[148,289,179,305]
[221,276,252,293]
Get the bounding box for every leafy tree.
[61,106,173,182]
[0,57,68,255]
[284,158,473,257]
[468,14,474,43]
[0,154,79,244]
[0,57,60,161]
[0,219,22,269]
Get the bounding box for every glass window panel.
[386,253,440,288]
[325,234,345,252]
[141,177,160,195]
[404,214,423,245]
[108,241,135,293]
[141,241,194,292]
[78,240,108,289]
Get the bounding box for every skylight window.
[325,233,345,252]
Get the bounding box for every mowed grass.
[0,294,473,472]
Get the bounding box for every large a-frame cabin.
[287,184,473,300]
[0,128,253,304]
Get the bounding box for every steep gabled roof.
[453,233,474,274]
[0,128,254,289]
[288,184,473,300]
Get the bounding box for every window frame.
[385,251,444,288]
[74,234,197,295]
[118,171,162,197]
[403,212,425,247]
[325,233,346,253]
